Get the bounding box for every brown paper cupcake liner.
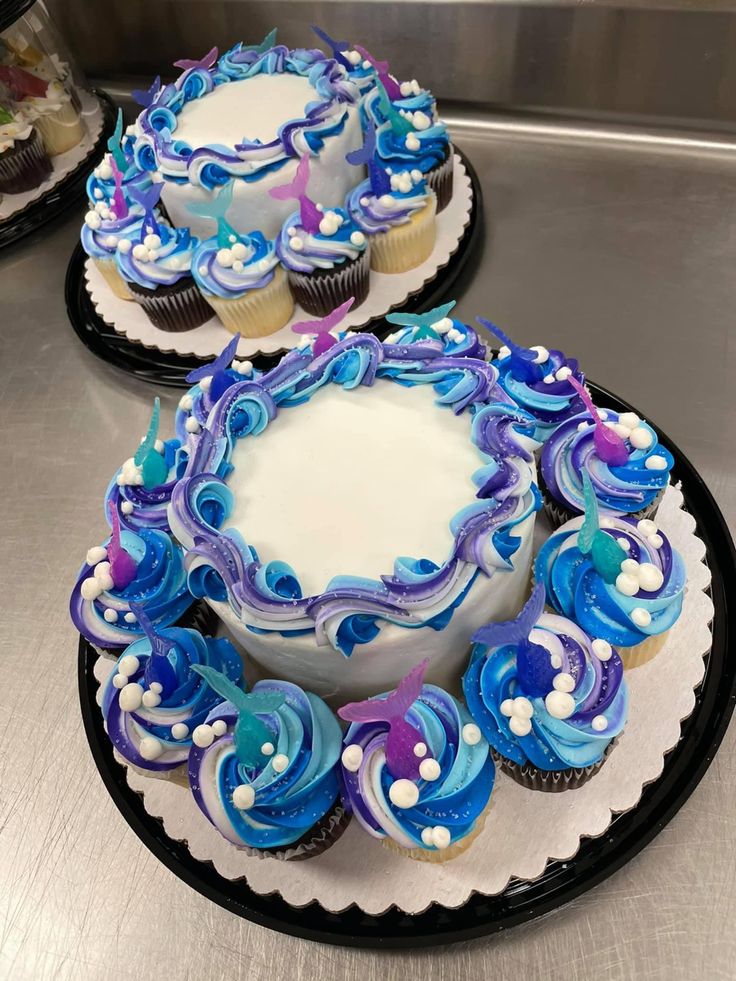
[241,804,351,862]
[128,276,213,332]
[492,740,616,793]
[287,248,370,318]
[426,145,454,213]
[0,128,52,193]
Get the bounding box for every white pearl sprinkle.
[630,426,653,450]
[618,538,631,551]
[645,455,668,471]
[112,673,127,689]
[649,533,664,548]
[555,366,572,381]
[619,412,640,429]
[171,723,189,740]
[149,682,163,694]
[216,248,234,267]
[141,690,161,708]
[121,501,134,515]
[289,236,304,251]
[631,607,652,627]
[462,723,481,745]
[546,376,558,387]
[545,690,575,720]
[621,558,640,575]
[638,563,664,592]
[118,655,140,677]
[272,754,289,773]
[119,683,144,712]
[139,736,163,760]
[185,417,201,434]
[179,394,193,410]
[509,716,532,737]
[592,638,613,661]
[550,653,563,669]
[350,230,365,246]
[117,238,132,254]
[413,742,427,757]
[529,345,549,364]
[612,423,632,440]
[124,612,137,624]
[233,784,255,810]
[86,545,108,566]
[419,758,441,781]
[591,715,609,732]
[500,698,514,717]
[80,578,102,601]
[192,724,214,748]
[212,719,227,737]
[616,573,640,596]
[431,826,451,850]
[261,742,275,756]
[231,242,248,260]
[103,608,118,623]
[553,672,575,693]
[389,779,419,809]
[341,744,363,772]
[513,696,534,719]
[421,827,434,846]
[637,519,658,536]
[199,376,211,394]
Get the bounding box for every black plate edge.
[65,146,483,386]
[0,0,34,34]
[0,88,117,250]
[77,383,736,949]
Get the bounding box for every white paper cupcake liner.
[89,483,712,914]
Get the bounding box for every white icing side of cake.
[213,517,535,705]
[173,75,316,146]
[161,102,364,239]
[223,381,480,596]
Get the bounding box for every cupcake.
[81,159,147,300]
[365,79,452,211]
[18,75,84,155]
[188,666,346,859]
[0,104,51,193]
[190,182,293,336]
[70,499,193,655]
[176,334,260,441]
[270,154,369,316]
[534,470,686,667]
[383,300,488,359]
[346,128,436,274]
[87,110,153,207]
[464,583,628,791]
[478,319,586,443]
[311,27,377,97]
[540,374,673,526]
[101,606,243,778]
[116,185,211,332]
[105,398,190,533]
[338,660,495,862]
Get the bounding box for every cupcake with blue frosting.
[346,124,436,274]
[540,374,673,526]
[534,470,686,667]
[116,184,211,332]
[188,666,347,859]
[86,110,152,210]
[464,583,628,791]
[383,300,488,360]
[479,320,587,443]
[270,154,369,317]
[101,606,243,778]
[338,660,495,862]
[190,182,293,336]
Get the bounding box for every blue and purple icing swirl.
[106,437,189,534]
[102,626,242,773]
[464,585,628,771]
[276,206,367,274]
[535,513,686,648]
[86,153,153,208]
[70,527,192,649]
[168,333,540,657]
[116,223,198,289]
[81,202,146,261]
[338,662,494,854]
[192,230,278,298]
[346,172,430,234]
[491,343,586,443]
[360,85,448,176]
[133,46,358,190]
[382,300,487,361]
[188,676,342,850]
[541,408,673,516]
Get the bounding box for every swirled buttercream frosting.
[346,172,429,234]
[81,202,145,260]
[338,661,494,854]
[116,222,198,289]
[276,206,366,274]
[102,617,243,773]
[188,669,343,850]
[192,230,278,297]
[464,584,628,770]
[168,331,540,659]
[534,477,686,648]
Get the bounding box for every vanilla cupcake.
[22,78,85,155]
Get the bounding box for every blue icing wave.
[116,223,199,289]
[192,231,277,298]
[276,206,367,274]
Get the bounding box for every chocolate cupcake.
[0,105,51,193]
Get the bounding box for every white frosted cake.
[169,316,540,702]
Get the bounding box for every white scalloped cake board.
[92,484,713,916]
[0,90,103,221]
[83,154,473,360]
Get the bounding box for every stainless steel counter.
[1,116,735,980]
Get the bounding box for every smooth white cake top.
[174,75,316,147]
[223,381,480,596]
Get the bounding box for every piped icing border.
[132,46,359,190]
[168,332,541,656]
